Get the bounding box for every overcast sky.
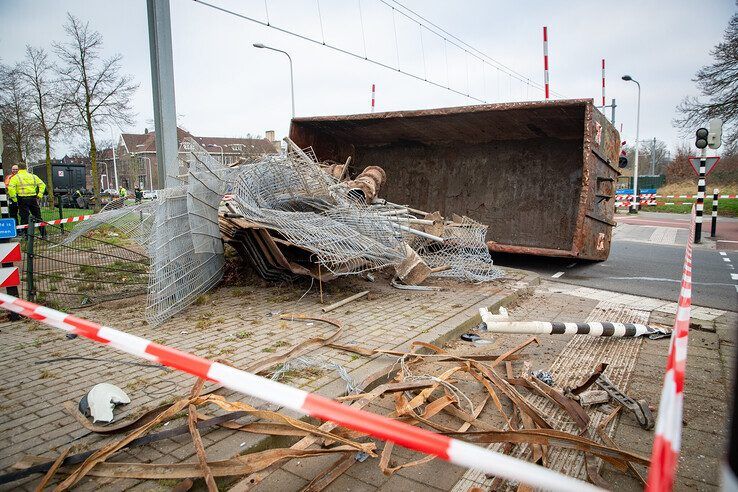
[1,0,736,158]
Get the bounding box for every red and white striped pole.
[371,83,376,113]
[0,293,597,492]
[601,59,606,107]
[543,26,550,100]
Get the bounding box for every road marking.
[551,271,565,278]
[720,252,727,256]
[732,274,738,281]
[566,262,577,269]
[724,257,731,263]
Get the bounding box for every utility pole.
[651,138,656,176]
[147,0,179,189]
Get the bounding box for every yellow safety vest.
[8,170,46,202]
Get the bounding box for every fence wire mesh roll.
[20,223,149,309]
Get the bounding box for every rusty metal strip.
[49,447,359,479]
[489,336,539,368]
[596,407,647,486]
[335,381,434,401]
[196,412,311,437]
[195,394,375,455]
[446,429,649,467]
[524,376,590,431]
[299,453,356,492]
[55,397,193,490]
[188,404,218,492]
[569,363,609,395]
[34,447,69,492]
[470,361,551,430]
[61,400,176,435]
[3,412,249,485]
[228,373,395,491]
[327,342,524,363]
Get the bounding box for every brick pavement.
[0,267,533,491]
[1,270,733,491]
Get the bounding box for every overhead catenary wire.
[192,0,485,103]
[384,0,565,98]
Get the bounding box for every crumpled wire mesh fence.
[61,138,233,326]
[229,152,407,276]
[20,222,149,310]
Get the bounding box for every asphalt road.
[492,215,738,312]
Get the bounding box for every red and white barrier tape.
[16,214,92,230]
[617,194,737,200]
[646,205,696,491]
[0,293,597,492]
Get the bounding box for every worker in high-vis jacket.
[8,163,46,237]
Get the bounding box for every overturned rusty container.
[289,99,620,260]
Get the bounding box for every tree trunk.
[43,131,54,207]
[87,121,100,212]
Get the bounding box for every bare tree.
[54,13,137,211]
[19,47,68,205]
[676,13,738,142]
[0,63,42,167]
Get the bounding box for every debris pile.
[221,139,503,286]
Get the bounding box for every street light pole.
[208,144,224,164]
[105,122,120,190]
[622,75,641,214]
[142,157,153,191]
[253,43,295,119]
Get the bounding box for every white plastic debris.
[87,383,131,423]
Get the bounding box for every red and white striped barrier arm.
[0,293,598,492]
[646,205,696,491]
[16,214,92,230]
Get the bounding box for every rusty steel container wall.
[289,99,620,260]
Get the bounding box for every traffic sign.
[0,219,16,239]
[688,156,720,177]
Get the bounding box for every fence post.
[58,194,64,233]
[26,220,35,302]
[711,188,719,238]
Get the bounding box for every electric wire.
[385,0,566,98]
[192,0,485,103]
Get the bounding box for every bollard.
[695,150,707,243]
[712,188,719,238]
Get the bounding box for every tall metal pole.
[695,147,707,243]
[105,122,120,190]
[622,77,641,214]
[147,0,179,189]
[651,137,656,176]
[542,27,550,100]
[253,44,295,119]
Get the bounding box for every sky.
[1,0,736,158]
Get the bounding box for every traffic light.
[618,156,628,168]
[695,128,708,149]
[708,118,723,149]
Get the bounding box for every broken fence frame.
[479,307,670,338]
[0,293,599,492]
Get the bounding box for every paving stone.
[251,468,309,492]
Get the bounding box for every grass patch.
[642,197,738,217]
[235,331,252,339]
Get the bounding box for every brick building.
[115,128,279,190]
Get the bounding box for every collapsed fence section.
[19,222,149,309]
